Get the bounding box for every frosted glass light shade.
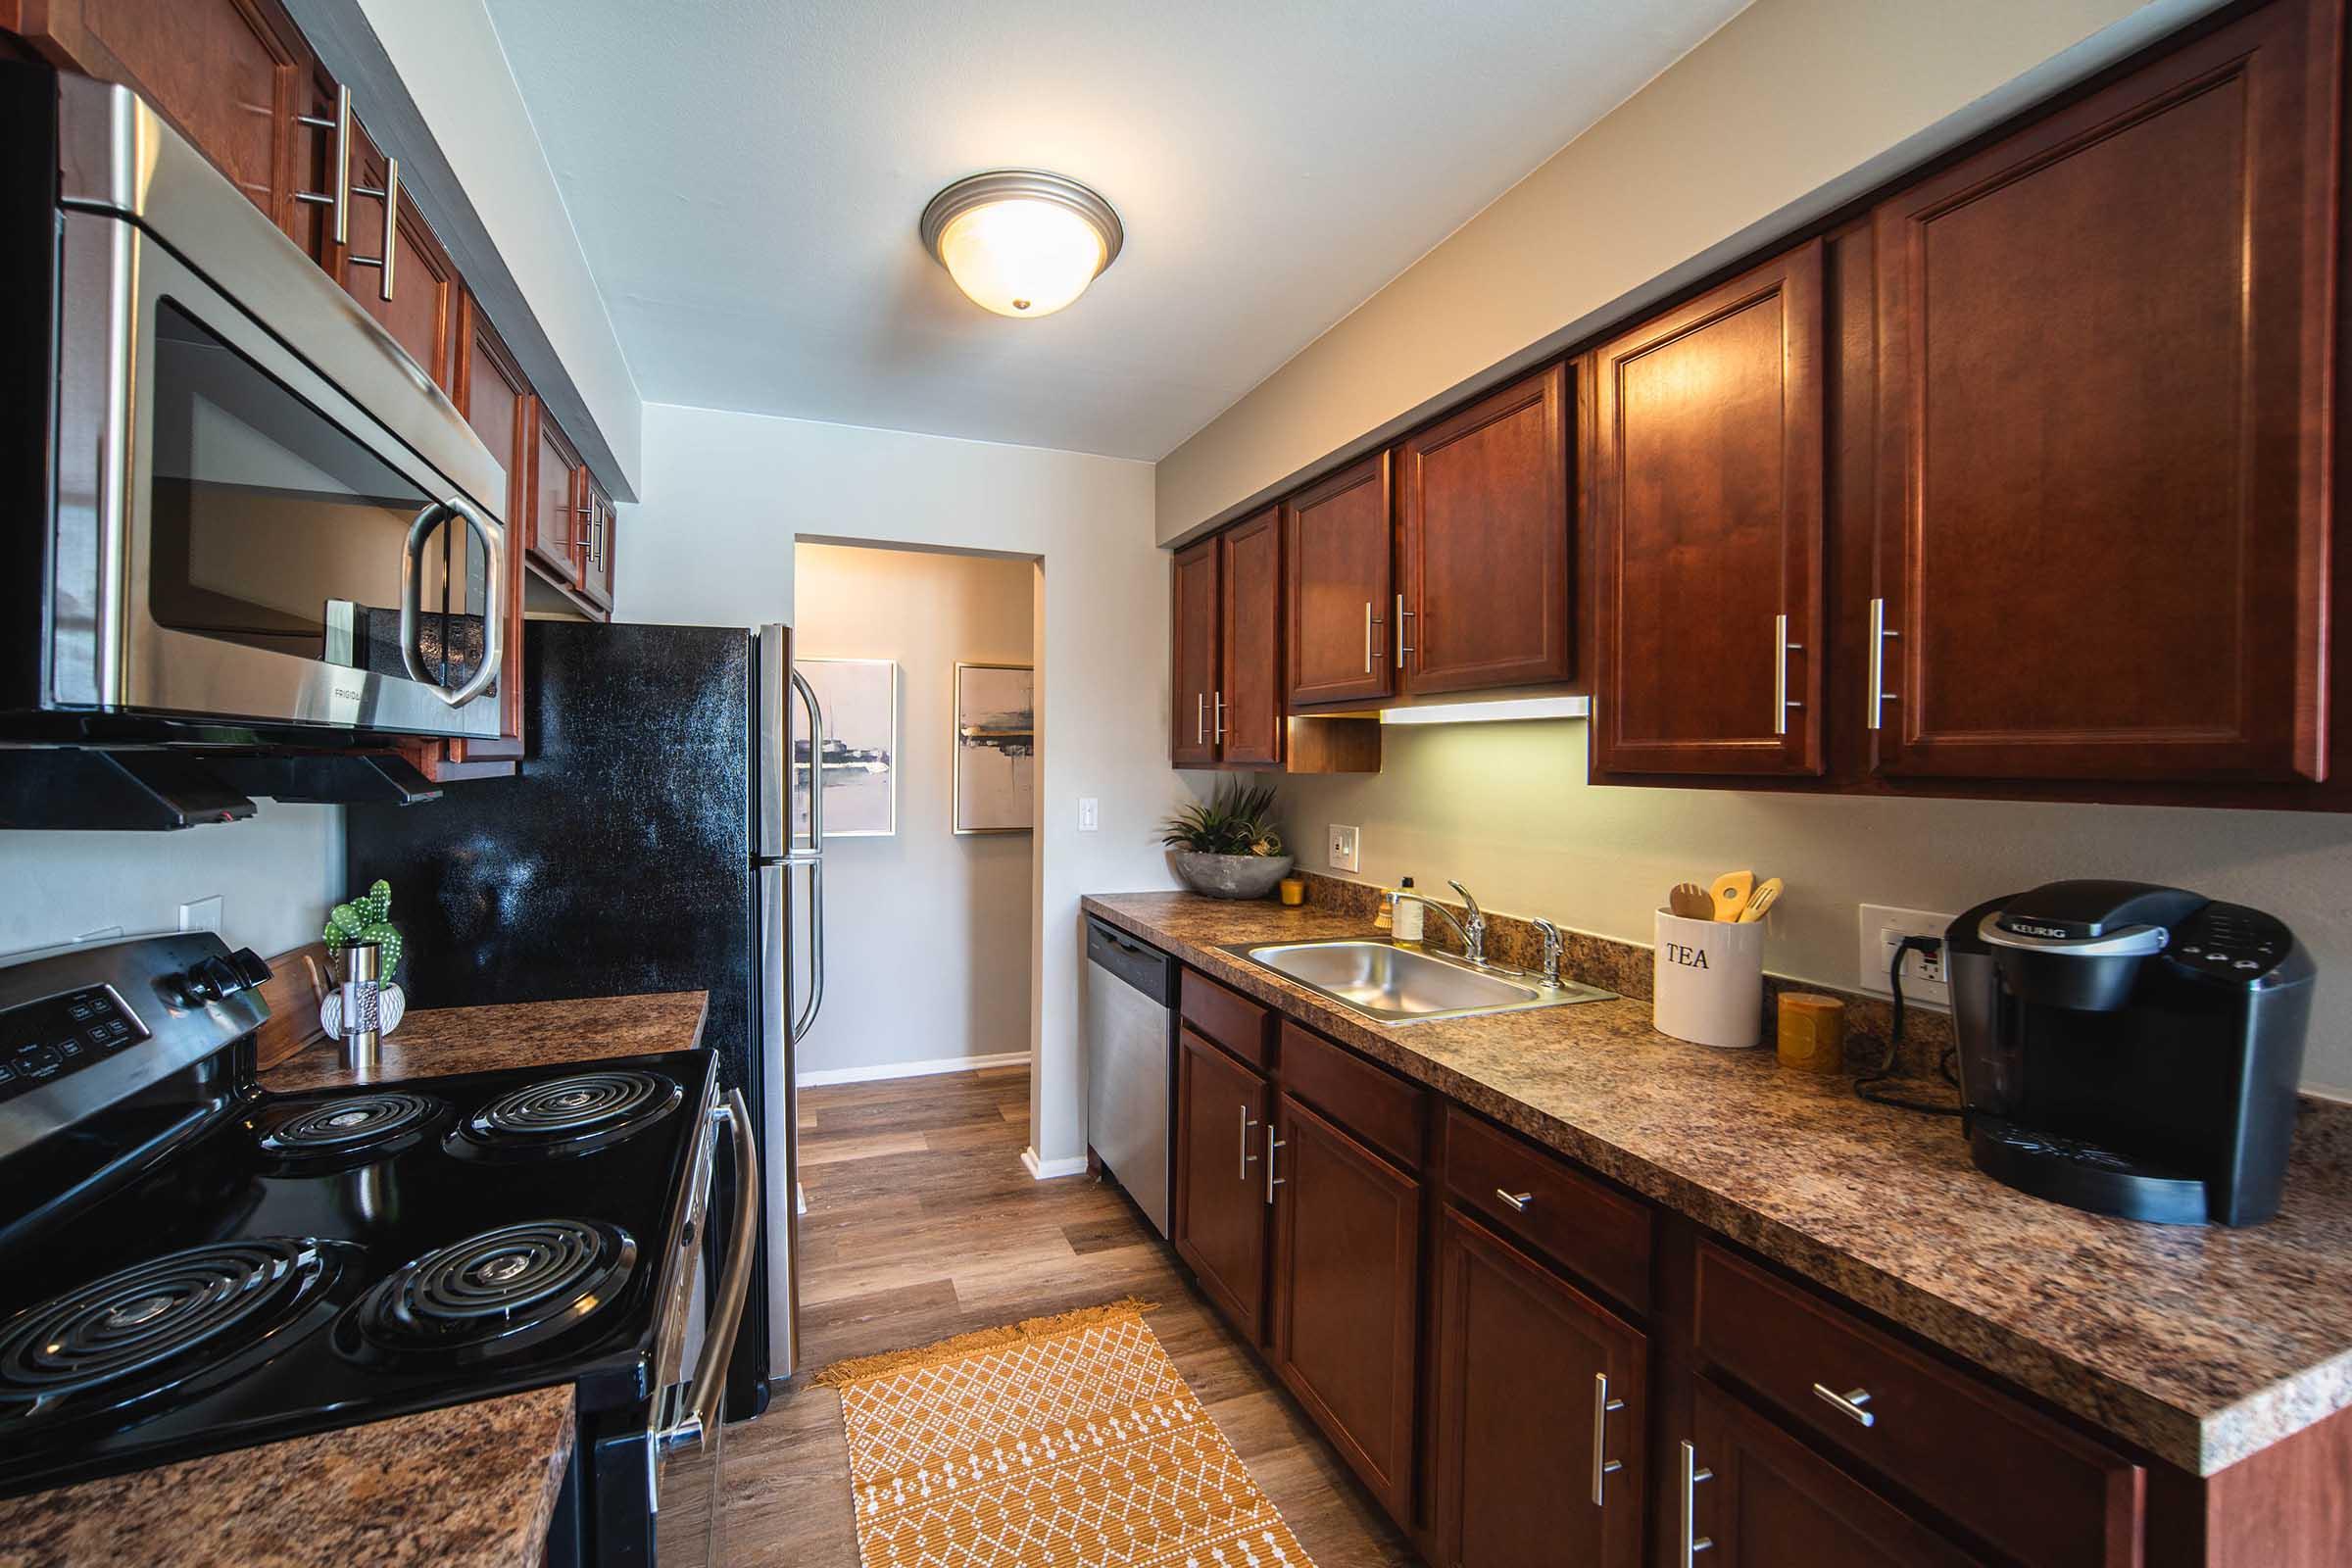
[921,171,1123,320]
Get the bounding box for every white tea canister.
[1652,907,1766,1049]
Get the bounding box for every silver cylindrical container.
[340,939,382,1080]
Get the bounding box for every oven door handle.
[659,1087,759,1455]
[397,495,507,708]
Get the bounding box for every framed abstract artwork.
[793,657,898,837]
[954,662,1033,834]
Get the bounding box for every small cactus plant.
[323,878,403,978]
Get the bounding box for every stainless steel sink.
[1224,938,1617,1024]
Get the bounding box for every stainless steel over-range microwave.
[2,66,510,744]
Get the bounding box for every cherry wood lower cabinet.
[1171,1027,1269,1342]
[1683,1376,1980,1567]
[1431,1209,1645,1568]
[1268,1092,1421,1522]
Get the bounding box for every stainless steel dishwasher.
[1085,916,1176,1237]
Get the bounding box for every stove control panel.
[0,934,269,1161]
[0,985,151,1101]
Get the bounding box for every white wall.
[360,0,643,493]
[1275,721,2352,1094]
[622,404,1177,1171]
[789,544,1034,1080]
[0,802,343,964]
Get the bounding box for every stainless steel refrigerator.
[341,619,827,1412]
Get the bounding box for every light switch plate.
[177,896,223,935]
[1328,824,1360,874]
[1857,904,1953,1007]
[1078,797,1100,832]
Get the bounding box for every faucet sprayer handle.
[1531,917,1565,986]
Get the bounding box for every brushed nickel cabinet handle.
[1238,1103,1259,1182]
[346,156,401,303]
[1213,691,1226,743]
[1592,1372,1627,1505]
[1196,693,1205,745]
[1681,1440,1714,1563]
[1265,1123,1285,1204]
[1396,592,1415,665]
[1363,601,1373,674]
[1868,596,1900,731]
[1775,612,1804,736]
[293,84,353,244]
[1813,1382,1876,1427]
[1495,1188,1533,1212]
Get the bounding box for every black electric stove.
[0,934,752,1565]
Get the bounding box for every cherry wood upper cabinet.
[1172,1029,1270,1344]
[1170,537,1221,767]
[1219,508,1284,766]
[1286,452,1395,707]
[1397,364,1572,695]
[528,413,585,586]
[448,294,530,763]
[1870,0,2338,783]
[1269,1092,1420,1524]
[337,112,460,392]
[1432,1209,1646,1568]
[1591,241,1827,777]
[3,0,330,254]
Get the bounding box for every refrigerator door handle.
[756,626,789,861]
[789,665,827,1046]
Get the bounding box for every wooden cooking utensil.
[1739,877,1784,923]
[1669,882,1715,920]
[1709,870,1756,922]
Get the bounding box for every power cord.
[1854,934,1964,1117]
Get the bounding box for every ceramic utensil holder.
[1653,908,1765,1049]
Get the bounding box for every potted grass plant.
[1160,779,1294,900]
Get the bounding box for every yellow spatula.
[1738,877,1784,923]
[1709,869,1756,922]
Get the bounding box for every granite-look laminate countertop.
[261,989,710,1093]
[1082,891,2352,1476]
[0,1386,574,1568]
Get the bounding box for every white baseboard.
[796,1051,1030,1088]
[1021,1146,1090,1181]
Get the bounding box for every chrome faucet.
[1387,879,1490,967]
[1531,917,1565,988]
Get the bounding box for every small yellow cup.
[1277,877,1305,906]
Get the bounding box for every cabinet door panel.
[1871,0,2335,782]
[1170,538,1220,766]
[339,116,458,390]
[1592,241,1826,776]
[1220,508,1284,765]
[1686,1377,1981,1567]
[1271,1092,1418,1523]
[1285,453,1395,706]
[529,413,584,584]
[1173,1029,1268,1343]
[1433,1210,1644,1568]
[1399,364,1571,695]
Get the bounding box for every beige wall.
[1272,721,2352,1093]
[789,544,1034,1080]
[1154,0,2214,539]
[621,404,1178,1175]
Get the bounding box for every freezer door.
[759,860,801,1379]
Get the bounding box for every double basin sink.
[1223,938,1616,1024]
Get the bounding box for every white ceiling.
[483,0,1751,461]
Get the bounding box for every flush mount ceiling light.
[920,170,1123,319]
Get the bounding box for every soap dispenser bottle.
[1393,876,1424,945]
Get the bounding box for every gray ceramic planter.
[1170,851,1294,901]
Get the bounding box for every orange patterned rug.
[813,1298,1314,1568]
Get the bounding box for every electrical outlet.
[177,896,223,935]
[1857,905,1953,1007]
[1078,797,1100,832]
[1328,823,1360,874]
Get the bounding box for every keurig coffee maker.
[1946,880,2314,1226]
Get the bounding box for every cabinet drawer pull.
[1774,612,1804,736]
[1813,1382,1877,1427]
[1592,1372,1626,1505]
[1867,597,1900,731]
[1680,1440,1714,1563]
[1238,1103,1259,1182]
[1265,1124,1286,1204]
[1494,1188,1533,1212]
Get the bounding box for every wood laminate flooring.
[662,1065,1419,1567]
